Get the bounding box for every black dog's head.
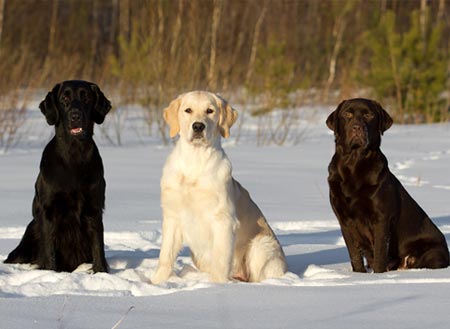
[39,80,111,139]
[326,98,393,151]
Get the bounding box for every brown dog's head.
[326,98,393,151]
[39,80,112,139]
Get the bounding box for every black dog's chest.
[50,190,84,217]
[36,163,104,225]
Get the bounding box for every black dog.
[327,98,449,273]
[4,80,111,272]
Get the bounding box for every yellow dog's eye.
[185,108,192,114]
[206,108,214,114]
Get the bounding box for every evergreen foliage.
[364,9,447,122]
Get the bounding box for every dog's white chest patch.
[162,169,228,261]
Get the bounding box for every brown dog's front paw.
[351,260,367,273]
[352,266,367,273]
[372,265,387,273]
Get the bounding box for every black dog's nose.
[192,122,205,133]
[71,112,81,121]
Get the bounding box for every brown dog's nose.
[352,124,362,132]
[192,122,205,133]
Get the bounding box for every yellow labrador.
[151,91,287,284]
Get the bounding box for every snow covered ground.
[1,104,450,328]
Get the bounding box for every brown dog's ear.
[326,100,346,132]
[39,83,61,126]
[372,100,393,135]
[215,94,238,138]
[163,95,182,138]
[90,84,112,124]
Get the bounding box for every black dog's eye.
[61,95,70,105]
[185,108,192,114]
[206,108,214,114]
[364,112,375,119]
[80,90,90,104]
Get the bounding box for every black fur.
[4,80,111,272]
[327,98,449,273]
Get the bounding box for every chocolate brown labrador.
[327,98,449,273]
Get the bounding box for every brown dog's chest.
[330,180,380,250]
[329,159,386,222]
[328,153,392,250]
[336,183,377,221]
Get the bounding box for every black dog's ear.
[372,100,393,135]
[39,83,61,126]
[90,84,112,124]
[326,100,346,132]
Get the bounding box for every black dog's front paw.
[38,255,57,271]
[92,261,109,273]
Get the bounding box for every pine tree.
[364,9,447,123]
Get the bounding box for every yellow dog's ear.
[163,95,183,138]
[215,94,238,138]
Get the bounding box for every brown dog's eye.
[206,108,214,114]
[343,111,353,119]
[185,108,192,114]
[364,112,375,119]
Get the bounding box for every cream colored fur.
[151,91,287,284]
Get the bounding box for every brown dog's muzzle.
[348,122,369,148]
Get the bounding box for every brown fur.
[327,98,449,273]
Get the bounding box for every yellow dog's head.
[163,91,238,145]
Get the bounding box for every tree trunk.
[41,0,59,81]
[170,0,184,58]
[380,0,387,16]
[207,0,222,90]
[245,1,267,84]
[90,0,100,78]
[119,0,130,40]
[324,16,345,102]
[48,0,58,58]
[156,0,165,86]
[0,0,5,57]
[109,0,119,57]
[437,0,445,22]
[386,23,404,122]
[419,0,427,45]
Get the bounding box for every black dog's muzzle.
[68,107,85,136]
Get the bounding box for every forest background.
[0,0,449,147]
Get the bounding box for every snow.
[1,106,450,328]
